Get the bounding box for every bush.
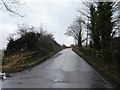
[4,25,61,56]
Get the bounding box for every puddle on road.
[53,77,63,82]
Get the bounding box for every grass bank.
[72,46,120,88]
[2,48,62,73]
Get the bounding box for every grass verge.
[2,48,62,73]
[72,46,120,88]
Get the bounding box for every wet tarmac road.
[2,48,113,88]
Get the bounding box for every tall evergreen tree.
[90,4,100,50]
[97,2,114,62]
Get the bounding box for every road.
[2,48,113,88]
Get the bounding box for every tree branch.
[1,0,24,17]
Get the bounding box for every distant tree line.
[4,25,61,56]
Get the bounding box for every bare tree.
[65,17,85,47]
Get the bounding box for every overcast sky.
[0,0,84,49]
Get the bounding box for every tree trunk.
[78,34,82,47]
